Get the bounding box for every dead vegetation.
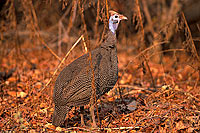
[0,0,200,132]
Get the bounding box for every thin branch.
[181,12,200,62]
[37,35,83,96]
[78,0,99,126]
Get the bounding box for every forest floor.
[0,40,200,132]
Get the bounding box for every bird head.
[109,10,127,34]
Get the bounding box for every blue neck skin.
[109,17,119,34]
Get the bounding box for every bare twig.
[22,0,61,61]
[81,35,88,53]
[141,0,155,34]
[64,0,78,42]
[37,32,61,61]
[78,0,99,127]
[181,12,200,62]
[135,0,145,46]
[58,21,62,56]
[94,0,100,44]
[105,0,109,20]
[38,35,83,95]
[143,55,156,88]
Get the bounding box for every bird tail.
[52,105,70,127]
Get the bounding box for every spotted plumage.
[52,10,127,127]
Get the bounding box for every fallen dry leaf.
[7,91,27,98]
[17,92,27,98]
[176,121,186,130]
[7,91,16,97]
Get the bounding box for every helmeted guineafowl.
[52,10,127,127]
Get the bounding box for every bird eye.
[115,15,118,18]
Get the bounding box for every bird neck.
[109,18,119,34]
[101,30,117,48]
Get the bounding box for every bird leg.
[90,104,97,128]
[80,106,86,126]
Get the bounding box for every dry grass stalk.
[94,0,100,44]
[81,35,88,52]
[181,12,200,90]
[135,0,145,45]
[181,12,200,62]
[58,21,62,56]
[0,0,17,62]
[141,0,154,34]
[78,0,99,126]
[21,0,61,61]
[37,35,83,96]
[134,0,156,88]
[98,0,109,46]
